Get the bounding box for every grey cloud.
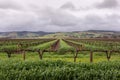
[0,0,23,10]
[42,8,79,27]
[60,2,76,10]
[80,14,120,31]
[0,7,79,31]
[0,0,120,32]
[96,0,118,9]
[1,7,120,32]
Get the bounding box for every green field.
[0,52,120,62]
[0,58,120,80]
[0,39,120,80]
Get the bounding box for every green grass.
[66,40,109,50]
[67,39,120,51]
[0,45,18,51]
[0,60,120,80]
[0,52,120,63]
[57,40,75,54]
[0,39,120,80]
[28,40,56,50]
[0,52,120,80]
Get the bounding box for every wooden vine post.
[18,43,26,61]
[74,49,78,62]
[90,51,93,63]
[23,50,26,60]
[106,50,112,61]
[7,52,11,58]
[38,50,44,60]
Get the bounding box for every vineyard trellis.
[0,38,120,62]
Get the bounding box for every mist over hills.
[0,30,120,39]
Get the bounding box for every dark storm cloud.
[96,0,118,9]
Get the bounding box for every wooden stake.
[38,50,43,60]
[74,50,78,62]
[90,51,93,63]
[23,51,25,60]
[106,51,111,61]
[7,52,11,58]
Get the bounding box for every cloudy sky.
[0,0,120,32]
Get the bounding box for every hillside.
[43,30,120,39]
[0,30,120,39]
[0,31,54,38]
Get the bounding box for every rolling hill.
[0,31,54,38]
[0,30,120,39]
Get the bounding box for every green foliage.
[28,40,56,50]
[0,39,120,80]
[57,40,75,54]
[0,60,120,80]
[0,45,18,52]
[67,39,120,51]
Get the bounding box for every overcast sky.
[0,0,120,32]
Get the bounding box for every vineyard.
[0,38,120,62]
[0,38,120,80]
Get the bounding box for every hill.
[43,30,120,39]
[0,30,120,39]
[0,31,54,38]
